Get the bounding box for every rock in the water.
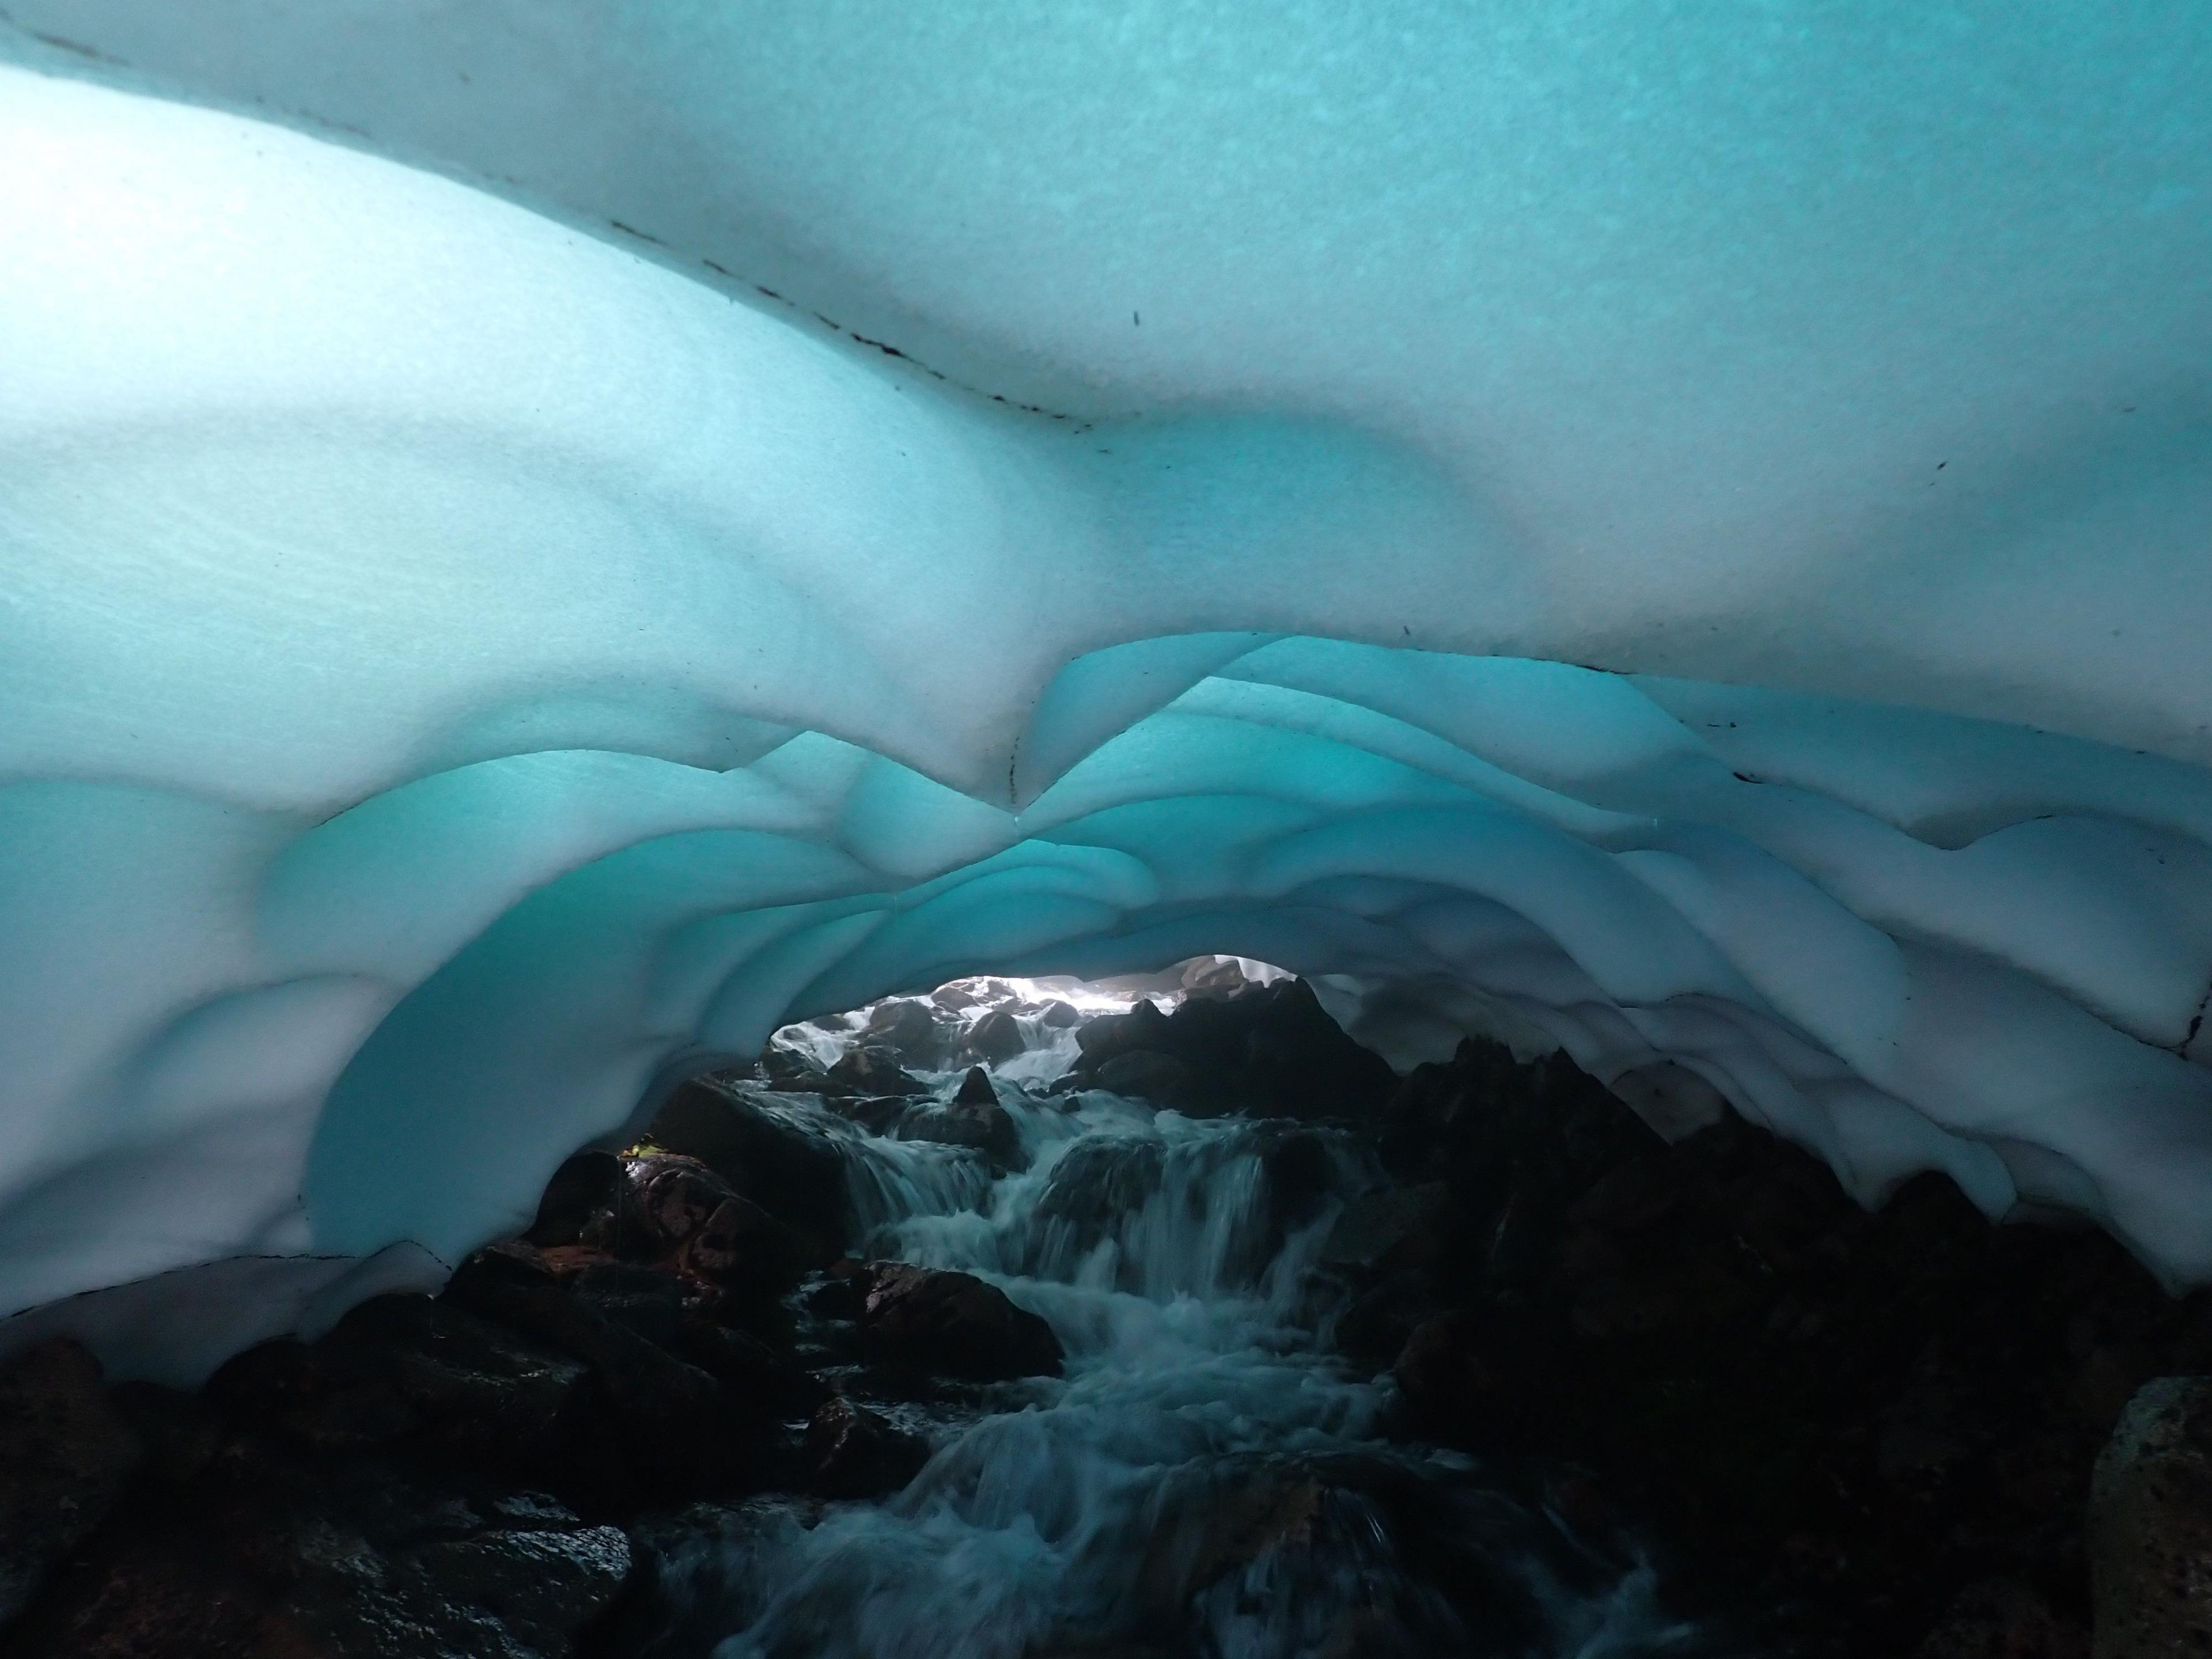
[828,1043,930,1099]
[0,1339,143,1624]
[1919,1580,2087,1658]
[759,1043,835,1093]
[804,1397,930,1498]
[1065,979,1396,1120]
[856,1262,1063,1381]
[1075,998,1174,1069]
[862,999,953,1069]
[965,1007,1027,1063]
[1179,955,1256,999]
[213,1292,590,1474]
[898,1069,1025,1168]
[526,1149,627,1249]
[1093,1048,1194,1106]
[1393,1310,1528,1444]
[1037,999,1081,1028]
[1130,1453,1546,1654]
[646,1079,851,1262]
[624,1153,804,1290]
[8,1439,629,1659]
[2092,1376,2212,1658]
[1319,1182,1450,1276]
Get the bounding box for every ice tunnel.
[3,5,2212,1381]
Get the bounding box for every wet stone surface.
[3,969,2209,1657]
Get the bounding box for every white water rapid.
[623,982,1713,1659]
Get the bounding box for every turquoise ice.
[2,6,2210,1374]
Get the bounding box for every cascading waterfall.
[623,992,1712,1658]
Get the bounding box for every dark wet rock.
[1064,979,1395,1122]
[825,1093,911,1135]
[1336,1271,1445,1366]
[214,1292,590,1474]
[863,998,955,1069]
[804,1396,930,1499]
[1341,1032,2212,1655]
[527,1149,627,1249]
[0,1340,142,1624]
[646,1078,851,1262]
[828,1043,930,1099]
[1130,1453,1549,1655]
[623,1153,805,1292]
[1918,1580,2087,1658]
[1319,1181,1450,1276]
[900,1068,1025,1169]
[965,1007,1027,1063]
[1255,1125,1339,1234]
[1038,999,1081,1028]
[1036,1136,1166,1234]
[759,1042,835,1093]
[8,1435,628,1659]
[1075,997,1174,1069]
[2090,1377,2212,1657]
[855,1261,1063,1381]
[1179,955,1257,999]
[1092,1048,1194,1106]
[1392,1309,1527,1444]
[437,1256,775,1505]
[953,1063,1000,1109]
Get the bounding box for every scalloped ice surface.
[3,6,2212,1376]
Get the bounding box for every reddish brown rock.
[857,1261,1064,1381]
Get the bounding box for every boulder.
[1093,1049,1194,1106]
[1038,999,1081,1028]
[759,1043,835,1093]
[827,1044,930,1099]
[1130,1453,1547,1654]
[214,1292,592,1475]
[965,1007,1027,1063]
[7,1440,630,1659]
[1319,1182,1450,1277]
[855,1262,1064,1381]
[1063,980,1396,1120]
[1036,1137,1166,1236]
[897,1069,1025,1169]
[646,1080,851,1261]
[804,1397,930,1499]
[1179,955,1256,999]
[2091,1376,2212,1658]
[525,1149,627,1248]
[1392,1310,1526,1443]
[1919,1580,2088,1658]
[0,1340,143,1625]
[1074,998,1174,1069]
[823,1092,908,1135]
[624,1153,804,1290]
[862,999,953,1069]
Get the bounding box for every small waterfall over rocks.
[618,975,1709,1659]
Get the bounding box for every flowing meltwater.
[625,989,1710,1659]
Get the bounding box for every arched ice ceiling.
[1,3,2210,1374]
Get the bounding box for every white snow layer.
[1,5,2210,1371]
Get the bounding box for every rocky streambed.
[1,969,2209,1656]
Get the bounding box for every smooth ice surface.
[2,6,2211,1370]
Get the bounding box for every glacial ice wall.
[2,5,2212,1373]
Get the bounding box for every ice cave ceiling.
[2,4,2211,1375]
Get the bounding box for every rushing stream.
[625,986,1717,1658]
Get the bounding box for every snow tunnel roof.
[1,5,2210,1376]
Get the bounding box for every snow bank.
[1,8,2210,1372]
